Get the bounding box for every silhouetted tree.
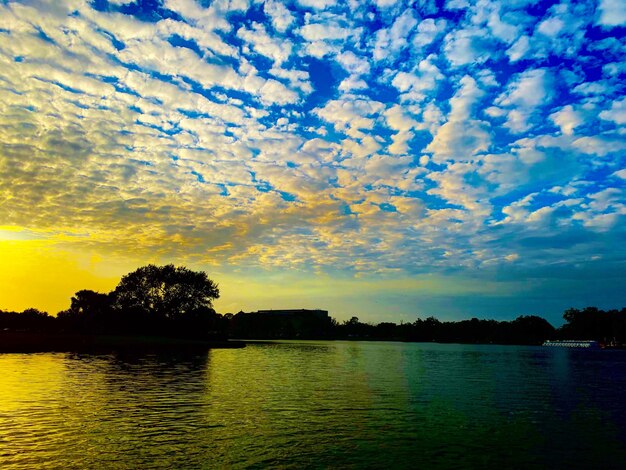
[0,308,54,331]
[109,264,221,337]
[558,307,626,344]
[335,316,375,338]
[71,290,112,316]
[508,315,554,344]
[57,290,113,333]
[112,264,219,319]
[374,322,399,339]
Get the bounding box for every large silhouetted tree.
[112,264,220,322]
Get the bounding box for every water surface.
[1,341,625,468]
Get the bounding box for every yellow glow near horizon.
[0,238,119,314]
[0,227,520,321]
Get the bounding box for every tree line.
[1,265,225,340]
[1,265,625,345]
[326,308,625,345]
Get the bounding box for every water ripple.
[1,343,626,468]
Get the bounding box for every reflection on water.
[1,342,626,468]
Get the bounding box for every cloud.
[371,8,418,61]
[550,105,583,135]
[444,27,494,67]
[596,0,626,28]
[338,75,368,92]
[412,18,447,49]
[445,0,469,10]
[573,80,616,96]
[1,0,625,320]
[237,22,292,65]
[269,66,313,94]
[336,50,370,76]
[297,0,337,10]
[495,68,554,133]
[427,161,492,214]
[156,19,239,57]
[486,7,520,44]
[163,0,233,32]
[425,76,491,162]
[573,188,626,231]
[572,134,626,157]
[299,18,354,41]
[599,97,626,125]
[264,0,295,33]
[315,96,385,139]
[384,105,419,155]
[506,35,530,62]
[391,54,443,102]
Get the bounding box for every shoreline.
[0,331,245,353]
[3,332,623,353]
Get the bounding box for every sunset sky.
[1,0,625,324]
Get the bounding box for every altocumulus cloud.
[0,0,625,319]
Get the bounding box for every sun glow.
[0,237,118,314]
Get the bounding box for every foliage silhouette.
[112,264,219,319]
[2,264,626,347]
[0,265,229,351]
[325,314,555,345]
[557,306,626,344]
[0,308,55,332]
[53,265,222,339]
[57,290,113,333]
[107,264,221,338]
[230,310,333,339]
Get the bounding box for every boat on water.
[542,340,600,349]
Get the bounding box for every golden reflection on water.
[1,342,626,469]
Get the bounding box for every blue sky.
[0,0,625,324]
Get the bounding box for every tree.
[57,290,113,333]
[559,306,626,343]
[69,290,112,316]
[0,308,54,331]
[112,264,220,322]
[508,315,555,344]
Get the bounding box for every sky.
[0,0,625,325]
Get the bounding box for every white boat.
[542,340,600,349]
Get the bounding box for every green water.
[1,341,625,468]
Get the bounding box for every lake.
[1,341,626,469]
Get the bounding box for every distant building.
[231,309,332,339]
[254,309,329,319]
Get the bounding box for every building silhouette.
[230,309,331,339]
